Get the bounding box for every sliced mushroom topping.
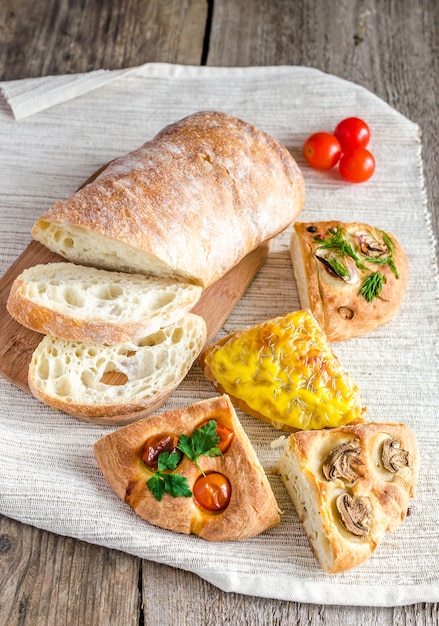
[322,440,362,483]
[356,231,388,258]
[336,493,372,537]
[315,252,359,284]
[382,437,409,473]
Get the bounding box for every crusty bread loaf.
[290,221,408,341]
[28,312,207,425]
[7,262,202,345]
[275,421,419,573]
[94,395,280,541]
[31,111,305,288]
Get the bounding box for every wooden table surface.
[1,1,438,624]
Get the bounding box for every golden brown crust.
[276,421,419,573]
[290,221,409,341]
[32,111,305,288]
[93,395,280,541]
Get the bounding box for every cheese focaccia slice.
[275,421,419,573]
[200,309,366,432]
[93,395,280,541]
[290,221,408,342]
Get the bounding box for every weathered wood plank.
[0,0,207,80]
[0,516,141,626]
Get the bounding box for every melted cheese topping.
[206,310,364,430]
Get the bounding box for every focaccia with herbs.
[93,395,280,541]
[275,421,419,573]
[32,111,305,289]
[200,309,366,432]
[290,221,408,341]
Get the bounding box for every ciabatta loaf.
[31,111,305,288]
[28,313,207,425]
[275,422,419,573]
[7,262,202,345]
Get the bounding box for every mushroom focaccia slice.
[200,309,366,432]
[290,221,408,341]
[94,395,280,541]
[32,111,305,289]
[275,421,419,573]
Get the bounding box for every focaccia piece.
[200,309,365,432]
[290,221,408,341]
[275,421,419,573]
[32,111,305,288]
[93,395,280,541]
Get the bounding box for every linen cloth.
[0,64,437,607]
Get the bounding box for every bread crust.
[93,395,280,541]
[276,421,419,573]
[290,221,409,341]
[32,111,305,288]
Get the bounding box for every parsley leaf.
[146,451,192,502]
[177,420,222,474]
[359,271,385,302]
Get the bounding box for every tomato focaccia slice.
[275,421,419,573]
[200,309,366,432]
[93,395,280,541]
[290,221,408,342]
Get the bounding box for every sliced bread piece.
[7,262,202,345]
[28,312,207,425]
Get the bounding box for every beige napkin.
[0,64,437,607]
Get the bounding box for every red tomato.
[142,433,180,470]
[339,148,375,183]
[193,473,231,512]
[198,420,234,453]
[334,117,370,151]
[303,132,342,170]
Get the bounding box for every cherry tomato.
[339,148,375,183]
[198,420,234,453]
[142,433,180,470]
[303,132,342,170]
[334,117,370,151]
[193,472,231,512]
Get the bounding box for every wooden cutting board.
[0,239,269,395]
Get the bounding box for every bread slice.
[28,312,207,425]
[275,421,419,573]
[290,221,408,341]
[93,395,280,541]
[200,309,365,432]
[31,111,305,288]
[7,262,202,345]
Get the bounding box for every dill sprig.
[359,271,385,302]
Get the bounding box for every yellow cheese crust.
[201,310,366,431]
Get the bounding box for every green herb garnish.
[146,451,193,502]
[314,226,367,270]
[359,271,385,302]
[177,420,222,474]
